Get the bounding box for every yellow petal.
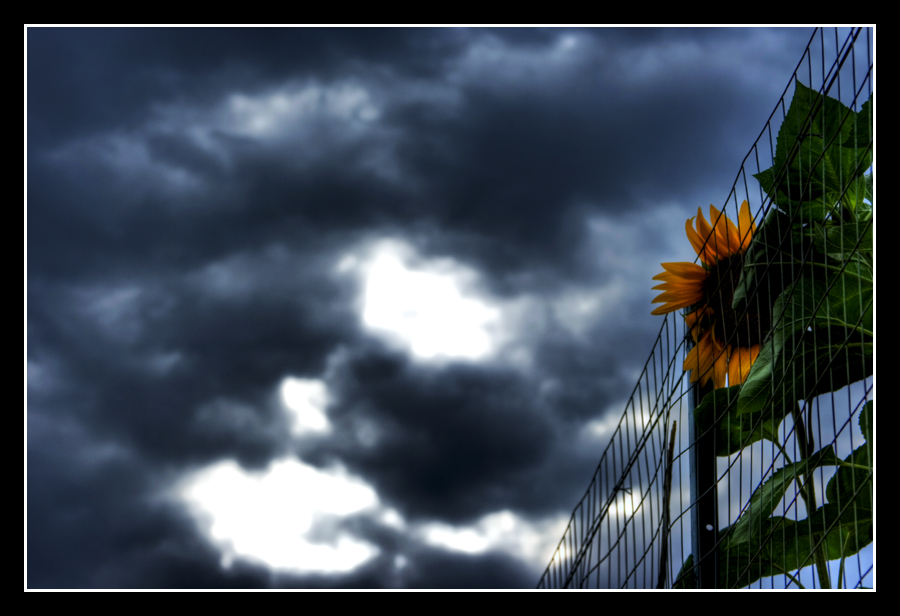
[693,209,722,265]
[739,346,755,384]
[683,343,702,382]
[651,298,698,315]
[660,262,708,279]
[685,218,706,259]
[652,291,703,303]
[652,282,696,292]
[651,275,687,286]
[709,204,741,258]
[683,331,717,387]
[651,282,702,294]
[728,347,745,385]
[737,200,755,251]
[695,207,715,243]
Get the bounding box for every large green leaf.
[839,173,873,216]
[780,82,871,191]
[693,385,782,457]
[723,517,826,588]
[728,446,841,548]
[736,328,872,418]
[676,515,857,589]
[753,83,872,220]
[811,220,873,260]
[734,336,777,416]
[737,267,872,419]
[838,97,873,162]
[792,503,873,568]
[726,511,871,588]
[773,273,873,358]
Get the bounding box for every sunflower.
[651,201,767,389]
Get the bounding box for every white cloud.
[178,457,381,574]
[417,510,569,565]
[340,234,652,366]
[342,239,505,363]
[280,377,330,435]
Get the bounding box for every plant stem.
[838,533,853,590]
[835,461,872,471]
[791,404,831,589]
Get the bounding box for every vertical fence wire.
[537,27,873,589]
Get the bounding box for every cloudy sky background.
[28,27,859,588]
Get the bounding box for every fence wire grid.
[537,27,873,590]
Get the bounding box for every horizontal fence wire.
[537,27,873,589]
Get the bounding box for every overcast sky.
[27,26,829,589]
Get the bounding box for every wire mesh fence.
[537,27,873,590]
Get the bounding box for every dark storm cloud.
[306,345,583,522]
[28,240,362,467]
[27,28,471,148]
[28,27,817,588]
[28,27,812,284]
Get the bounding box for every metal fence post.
[689,380,718,588]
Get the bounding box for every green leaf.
[727,510,871,588]
[856,173,873,222]
[676,496,872,589]
[783,82,871,193]
[797,503,872,558]
[826,443,872,507]
[736,330,872,418]
[859,399,872,444]
[766,330,871,416]
[720,517,824,588]
[812,221,873,259]
[738,268,873,418]
[694,385,782,457]
[839,97,873,152]
[840,174,872,215]
[752,169,832,222]
[722,517,810,588]
[728,446,841,548]
[735,336,776,416]
[753,83,872,220]
[773,274,873,358]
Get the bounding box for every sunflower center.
[703,254,770,348]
